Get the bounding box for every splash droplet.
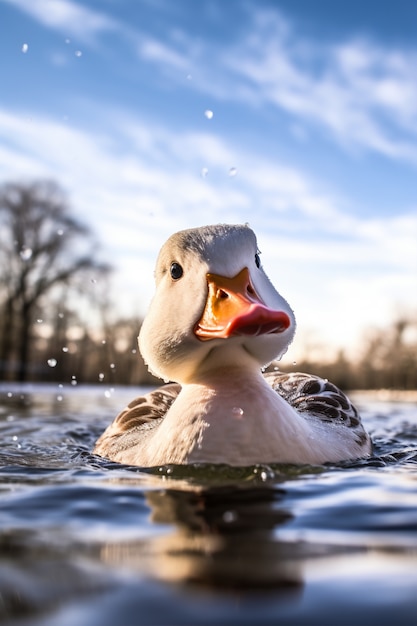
[20,248,32,261]
[98,373,105,381]
[222,510,238,523]
[57,229,64,236]
[75,50,82,57]
[109,363,115,369]
[232,407,244,417]
[57,395,63,402]
[204,109,213,120]
[228,167,238,177]
[21,43,28,54]
[201,167,209,178]
[104,390,111,398]
[36,319,43,324]
[47,358,57,368]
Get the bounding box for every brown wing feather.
[112,383,181,431]
[263,371,371,448]
[93,383,181,458]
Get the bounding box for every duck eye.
[170,262,183,280]
[255,253,261,268]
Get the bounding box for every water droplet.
[232,406,244,417]
[58,384,63,389]
[293,361,297,366]
[6,415,15,422]
[7,392,13,398]
[21,43,28,54]
[71,375,77,386]
[253,465,274,481]
[101,340,106,345]
[201,167,209,178]
[12,435,18,442]
[36,319,43,324]
[65,38,71,44]
[228,167,238,177]
[131,349,137,354]
[91,278,97,284]
[98,373,105,381]
[58,312,64,319]
[62,347,69,353]
[104,390,111,398]
[57,229,64,236]
[47,358,57,368]
[57,395,63,402]
[222,510,237,523]
[20,248,32,261]
[204,109,213,120]
[109,363,115,369]
[75,50,82,57]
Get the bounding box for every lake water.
[0,383,416,626]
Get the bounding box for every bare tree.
[0,180,111,381]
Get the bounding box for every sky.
[0,0,416,363]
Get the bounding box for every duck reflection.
[100,484,304,595]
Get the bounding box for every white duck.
[94,224,372,467]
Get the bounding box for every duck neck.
[176,364,289,426]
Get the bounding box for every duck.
[94,223,372,467]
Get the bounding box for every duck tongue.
[194,268,291,341]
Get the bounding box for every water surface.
[1,384,416,625]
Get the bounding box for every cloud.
[128,5,417,165]
[230,14,417,163]
[8,0,417,165]
[3,0,119,41]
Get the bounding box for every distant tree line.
[279,314,417,390]
[0,179,416,390]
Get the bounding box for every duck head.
[138,224,296,383]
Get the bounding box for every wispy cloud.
[2,0,119,41]
[129,6,417,165]
[8,0,417,164]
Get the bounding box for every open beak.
[194,268,291,341]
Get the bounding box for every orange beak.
[194,268,291,341]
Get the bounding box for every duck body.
[94,224,372,467]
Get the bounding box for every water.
[0,384,416,626]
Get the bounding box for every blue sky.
[1,0,416,363]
